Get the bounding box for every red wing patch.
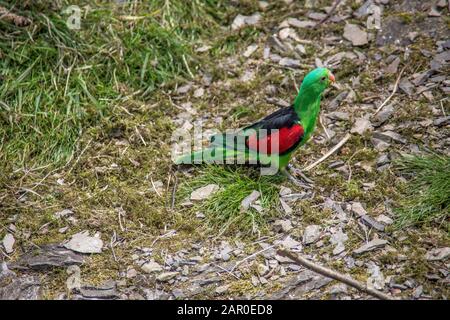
[246,124,304,155]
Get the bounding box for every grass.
[394,154,450,229]
[0,0,228,176]
[179,165,284,235]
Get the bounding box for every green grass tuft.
[0,0,228,173]
[180,165,283,235]
[394,154,450,229]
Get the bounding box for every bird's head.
[299,67,335,95]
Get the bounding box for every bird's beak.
[329,72,335,83]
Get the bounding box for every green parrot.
[175,67,335,186]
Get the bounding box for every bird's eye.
[321,76,326,81]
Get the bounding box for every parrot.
[175,67,335,187]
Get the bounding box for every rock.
[157,272,179,282]
[330,283,348,295]
[330,229,349,255]
[327,111,350,121]
[215,285,229,294]
[353,239,388,255]
[351,118,373,135]
[66,265,81,292]
[351,202,368,217]
[343,23,368,46]
[327,91,349,110]
[286,18,316,28]
[385,57,400,74]
[0,263,41,300]
[190,184,219,201]
[176,83,192,94]
[367,262,385,290]
[141,260,163,273]
[302,225,321,245]
[376,154,390,167]
[3,233,15,254]
[280,198,293,214]
[274,219,293,233]
[373,104,394,126]
[278,236,302,251]
[279,57,300,68]
[433,116,450,127]
[425,247,450,261]
[243,44,258,58]
[257,263,269,276]
[353,0,374,18]
[240,190,260,212]
[78,280,118,299]
[413,285,423,299]
[193,87,204,98]
[373,131,407,144]
[360,215,385,232]
[399,78,415,96]
[231,13,261,30]
[10,244,84,270]
[54,209,74,219]
[64,231,103,254]
[375,214,394,225]
[371,137,391,152]
[279,186,292,196]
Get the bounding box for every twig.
[182,54,194,79]
[303,133,351,171]
[318,0,342,25]
[319,115,331,140]
[277,248,394,300]
[373,67,405,115]
[171,173,178,210]
[150,176,162,197]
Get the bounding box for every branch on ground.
[277,248,394,300]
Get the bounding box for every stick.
[318,0,342,25]
[277,248,394,300]
[373,67,405,115]
[303,133,351,171]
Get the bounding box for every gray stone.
[2,233,14,254]
[141,260,163,273]
[353,239,388,255]
[360,215,385,232]
[0,263,41,300]
[64,231,103,254]
[302,225,321,245]
[351,202,368,217]
[274,219,293,233]
[231,13,261,30]
[425,247,450,261]
[190,184,219,201]
[279,58,301,68]
[240,190,260,212]
[351,118,373,135]
[157,272,179,282]
[10,244,84,270]
[343,24,368,46]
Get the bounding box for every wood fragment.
[277,248,394,300]
[304,133,351,171]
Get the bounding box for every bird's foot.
[283,169,313,189]
[287,164,314,185]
